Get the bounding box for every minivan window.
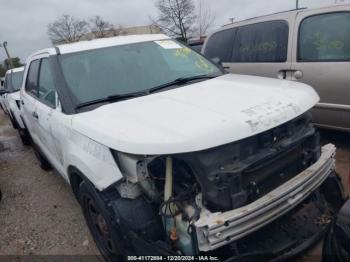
[204,28,236,62]
[25,60,40,97]
[38,59,56,107]
[232,20,289,63]
[59,40,222,104]
[299,12,350,62]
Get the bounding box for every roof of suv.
[28,34,171,59]
[221,3,350,29]
[5,66,25,75]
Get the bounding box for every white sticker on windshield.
[155,40,182,49]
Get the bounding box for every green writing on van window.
[240,41,277,53]
[305,32,344,52]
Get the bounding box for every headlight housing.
[111,150,156,183]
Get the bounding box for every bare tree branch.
[197,0,216,38]
[47,14,88,44]
[89,16,114,38]
[152,0,196,42]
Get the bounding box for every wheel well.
[68,167,84,200]
[68,166,119,201]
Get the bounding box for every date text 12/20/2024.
[127,256,220,261]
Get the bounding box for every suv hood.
[8,91,20,101]
[72,74,319,155]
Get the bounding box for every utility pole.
[0,41,14,69]
[229,17,235,24]
[296,0,299,9]
[199,0,202,38]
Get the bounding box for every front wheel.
[78,181,124,262]
[18,129,31,146]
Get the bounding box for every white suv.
[2,67,30,145]
[20,34,344,261]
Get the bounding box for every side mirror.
[211,57,230,72]
[211,57,222,65]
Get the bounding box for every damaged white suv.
[21,35,344,261]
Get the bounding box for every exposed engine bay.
[108,112,344,258]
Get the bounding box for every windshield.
[6,71,24,92]
[59,40,222,104]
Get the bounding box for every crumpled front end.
[109,111,344,260]
[195,143,336,252]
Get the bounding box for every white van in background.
[203,4,350,132]
[2,67,30,145]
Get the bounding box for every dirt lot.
[0,110,349,261]
[0,111,100,260]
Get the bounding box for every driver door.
[34,57,61,169]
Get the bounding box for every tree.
[0,64,6,77]
[89,16,114,38]
[47,14,88,44]
[4,57,23,70]
[153,0,197,42]
[197,0,216,38]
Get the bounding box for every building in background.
[81,25,162,41]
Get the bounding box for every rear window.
[204,28,236,62]
[298,12,350,62]
[232,20,289,63]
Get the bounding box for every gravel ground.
[0,111,100,260]
[0,110,349,261]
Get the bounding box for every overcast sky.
[0,0,344,63]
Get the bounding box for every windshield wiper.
[148,74,218,94]
[75,75,218,110]
[75,91,147,110]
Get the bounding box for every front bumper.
[195,144,336,252]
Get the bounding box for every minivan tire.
[78,181,124,262]
[32,143,52,171]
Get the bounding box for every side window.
[299,12,350,62]
[204,28,236,62]
[232,20,289,63]
[38,58,56,107]
[3,74,10,91]
[25,60,40,96]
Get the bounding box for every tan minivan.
[203,4,350,132]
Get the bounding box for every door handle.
[32,111,39,119]
[293,70,303,80]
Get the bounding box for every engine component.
[177,113,320,212]
[158,156,197,255]
[116,181,143,199]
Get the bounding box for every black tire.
[18,129,31,146]
[78,181,124,262]
[32,143,52,171]
[9,113,18,129]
